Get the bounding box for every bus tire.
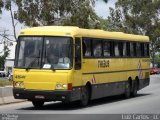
[32,101,44,108]
[124,81,131,98]
[79,86,89,106]
[132,80,138,97]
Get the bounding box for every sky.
[0,0,116,59]
[95,0,115,18]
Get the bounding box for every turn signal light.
[67,83,72,90]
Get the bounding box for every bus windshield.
[15,36,73,70]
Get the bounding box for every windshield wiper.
[25,56,40,71]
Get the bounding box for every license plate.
[35,95,45,99]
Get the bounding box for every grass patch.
[0,78,12,87]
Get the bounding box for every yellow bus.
[13,26,150,107]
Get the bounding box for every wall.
[0,86,25,105]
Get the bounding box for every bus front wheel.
[79,86,89,106]
[32,101,44,108]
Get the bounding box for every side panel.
[82,58,150,100]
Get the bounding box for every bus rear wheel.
[132,80,138,97]
[32,101,44,108]
[124,81,131,98]
[79,86,89,106]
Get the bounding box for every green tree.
[63,0,98,28]
[0,0,4,14]
[13,0,100,28]
[155,53,160,67]
[0,46,10,71]
[108,0,160,67]
[91,17,109,30]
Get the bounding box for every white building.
[4,59,14,75]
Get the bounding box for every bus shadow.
[19,93,151,111]
[88,93,151,107]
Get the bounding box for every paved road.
[0,75,160,120]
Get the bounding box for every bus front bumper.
[13,88,81,102]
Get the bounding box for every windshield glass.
[43,37,72,69]
[15,36,73,69]
[15,37,43,68]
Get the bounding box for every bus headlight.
[19,82,24,87]
[14,81,24,88]
[56,83,67,89]
[15,82,19,87]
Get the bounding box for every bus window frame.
[92,38,103,58]
[81,37,150,59]
[15,36,74,70]
[75,37,82,70]
[103,40,112,57]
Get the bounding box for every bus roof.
[19,26,149,42]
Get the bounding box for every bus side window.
[75,38,81,70]
[82,40,87,56]
[141,43,145,57]
[123,42,127,56]
[114,42,120,57]
[93,40,102,57]
[147,43,149,56]
[133,43,137,56]
[126,42,130,56]
[119,42,123,56]
[103,41,111,57]
[136,42,141,57]
[144,43,149,57]
[83,38,92,57]
[130,42,134,57]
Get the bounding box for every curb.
[0,86,25,105]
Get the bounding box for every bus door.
[73,37,82,87]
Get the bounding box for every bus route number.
[98,60,109,68]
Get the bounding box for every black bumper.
[13,88,81,102]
